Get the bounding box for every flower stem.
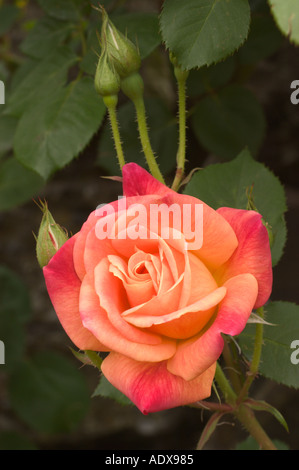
[235,405,277,450]
[214,362,237,405]
[133,96,165,184]
[237,306,264,403]
[214,360,277,450]
[104,96,126,170]
[222,338,243,394]
[171,67,189,192]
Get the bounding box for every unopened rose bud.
[35,201,68,268]
[94,46,120,98]
[101,7,141,79]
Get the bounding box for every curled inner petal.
[124,286,227,340]
[80,269,177,361]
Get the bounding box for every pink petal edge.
[43,235,106,351]
[167,273,258,381]
[101,352,216,414]
[215,208,273,308]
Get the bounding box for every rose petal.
[122,163,171,198]
[84,221,119,274]
[73,211,98,280]
[161,192,239,270]
[167,273,258,380]
[122,164,239,270]
[43,235,106,351]
[111,231,190,315]
[124,287,227,340]
[109,255,156,307]
[80,267,177,361]
[121,271,186,319]
[101,352,216,414]
[94,258,163,345]
[75,195,157,279]
[215,208,272,307]
[187,252,219,305]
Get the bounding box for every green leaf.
[0,114,17,156]
[238,301,299,388]
[183,149,287,266]
[20,17,74,59]
[160,0,251,70]
[9,351,90,434]
[0,157,44,211]
[190,84,266,160]
[0,266,31,371]
[5,47,78,117]
[14,76,106,179]
[97,97,177,176]
[196,412,224,450]
[246,399,289,432]
[37,0,82,22]
[92,375,133,406]
[268,0,299,45]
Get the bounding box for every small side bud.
[94,47,120,98]
[35,201,68,268]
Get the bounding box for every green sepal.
[245,399,289,433]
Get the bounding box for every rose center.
[133,261,149,278]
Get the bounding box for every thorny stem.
[171,67,189,192]
[133,96,165,184]
[214,361,237,406]
[237,306,265,403]
[235,405,277,450]
[207,336,277,450]
[222,338,243,394]
[105,99,126,169]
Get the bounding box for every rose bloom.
[43,163,272,414]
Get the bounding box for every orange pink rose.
[43,163,272,414]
